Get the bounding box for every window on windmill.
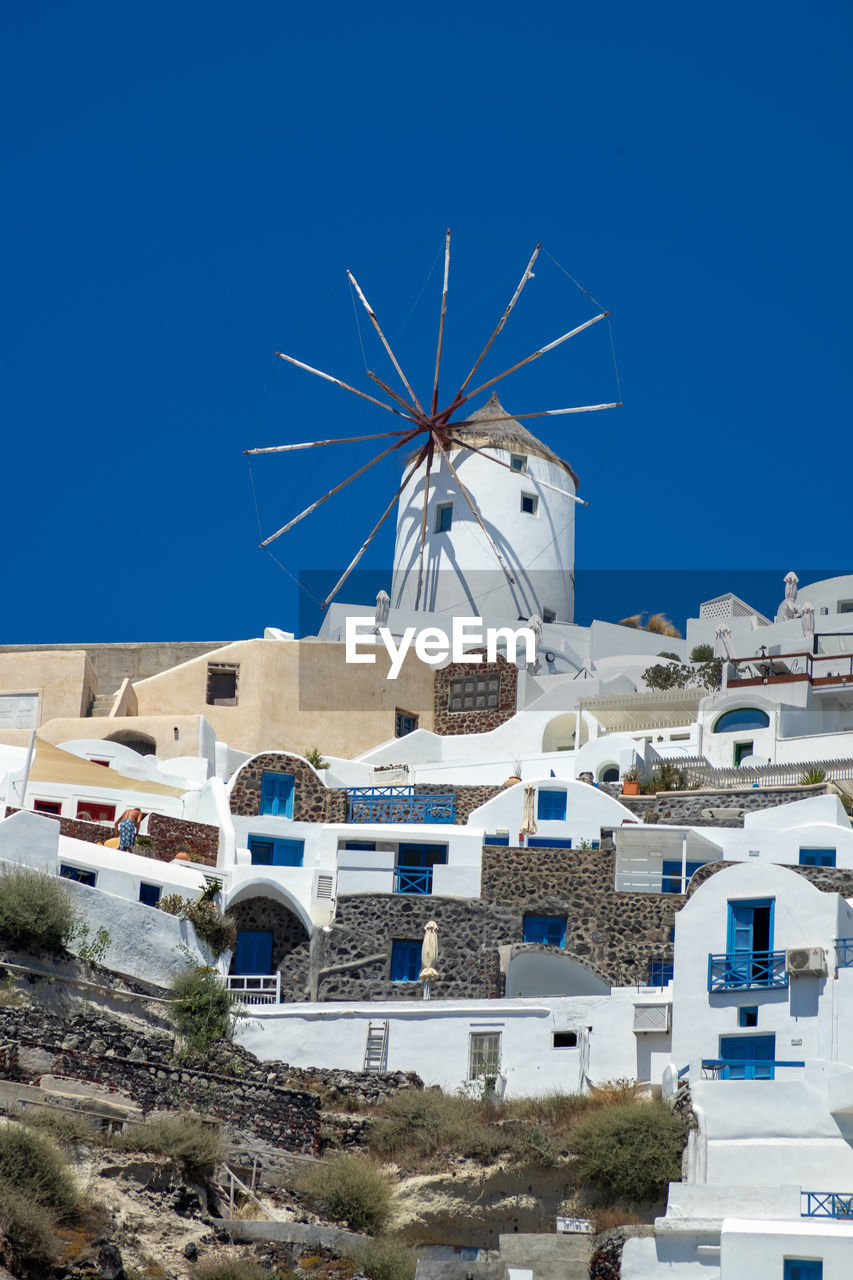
[468,1031,501,1080]
[207,663,239,706]
[510,453,527,473]
[448,674,500,712]
[395,709,419,737]
[435,502,453,533]
[520,493,538,516]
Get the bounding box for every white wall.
[721,1218,853,1280]
[235,988,672,1097]
[469,778,635,842]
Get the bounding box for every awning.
[27,738,187,799]
[577,688,709,732]
[614,825,723,859]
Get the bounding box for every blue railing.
[707,950,788,991]
[348,787,456,824]
[835,938,853,968]
[701,1058,804,1080]
[802,1191,853,1218]
[393,866,433,895]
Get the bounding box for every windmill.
[246,232,621,610]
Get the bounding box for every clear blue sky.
[3,2,850,642]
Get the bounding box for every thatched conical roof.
[449,392,579,487]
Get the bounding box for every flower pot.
[622,780,640,795]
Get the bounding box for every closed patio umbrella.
[420,920,439,1000]
[521,783,538,838]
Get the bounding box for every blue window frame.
[523,915,566,946]
[436,503,452,532]
[390,940,421,981]
[718,1033,776,1079]
[259,772,294,818]
[662,860,705,893]
[648,959,674,985]
[139,882,162,907]
[784,1260,822,1280]
[739,1005,759,1027]
[728,898,774,952]
[713,708,770,733]
[799,848,836,867]
[537,790,567,821]
[527,837,572,849]
[249,836,304,866]
[484,833,510,846]
[235,930,273,975]
[60,864,96,886]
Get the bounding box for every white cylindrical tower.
[391,393,578,622]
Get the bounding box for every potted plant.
[621,765,641,796]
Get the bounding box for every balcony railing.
[707,950,788,991]
[802,1191,853,1219]
[393,866,433,895]
[726,649,853,689]
[701,1057,804,1080]
[836,938,853,968]
[348,786,456,824]
[225,973,281,1004]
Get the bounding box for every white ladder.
[363,1020,389,1072]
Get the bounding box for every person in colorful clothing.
[114,807,143,851]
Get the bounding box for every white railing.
[226,973,280,1005]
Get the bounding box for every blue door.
[662,860,705,893]
[395,843,447,894]
[260,772,294,817]
[726,899,774,984]
[249,836,304,866]
[235,930,273,974]
[719,1034,776,1079]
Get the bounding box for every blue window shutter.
[235,931,273,974]
[391,940,421,980]
[784,1262,823,1280]
[799,848,836,867]
[260,772,294,817]
[523,915,566,947]
[537,790,567,821]
[139,882,161,907]
[273,839,303,866]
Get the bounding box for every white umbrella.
[783,571,801,619]
[526,613,543,673]
[521,783,538,837]
[420,920,439,1000]
[801,603,815,638]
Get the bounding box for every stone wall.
[433,652,518,736]
[0,1003,320,1154]
[616,783,829,826]
[226,896,310,975]
[2,808,219,867]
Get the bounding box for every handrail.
[701,1057,804,1079]
[835,938,853,968]
[802,1191,853,1218]
[393,866,433,895]
[707,950,788,991]
[348,790,456,824]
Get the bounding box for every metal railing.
[836,938,853,968]
[701,1057,804,1080]
[707,950,788,991]
[393,866,433,895]
[348,786,456,824]
[727,650,853,689]
[226,973,281,1004]
[802,1191,853,1218]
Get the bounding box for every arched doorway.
[506,948,611,997]
[104,730,157,756]
[542,712,589,753]
[226,890,311,990]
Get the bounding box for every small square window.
[207,663,239,706]
[76,800,116,824]
[510,454,527,473]
[542,608,556,624]
[537,789,567,821]
[553,1030,578,1048]
[139,882,162,907]
[648,959,674,985]
[468,1031,501,1080]
[448,675,500,711]
[395,709,419,737]
[739,1006,758,1028]
[390,940,421,981]
[435,503,453,533]
[524,915,566,946]
[33,799,62,817]
[60,865,96,886]
[799,848,836,867]
[520,493,538,516]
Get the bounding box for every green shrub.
[169,966,235,1052]
[115,1113,224,1180]
[191,1255,270,1280]
[689,644,714,662]
[0,867,77,954]
[0,1184,58,1259]
[158,895,237,956]
[800,768,827,785]
[301,1154,391,1234]
[18,1108,95,1145]
[355,1237,416,1280]
[0,1122,80,1218]
[567,1102,685,1202]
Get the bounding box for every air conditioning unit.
[633,1003,671,1033]
[786,946,827,976]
